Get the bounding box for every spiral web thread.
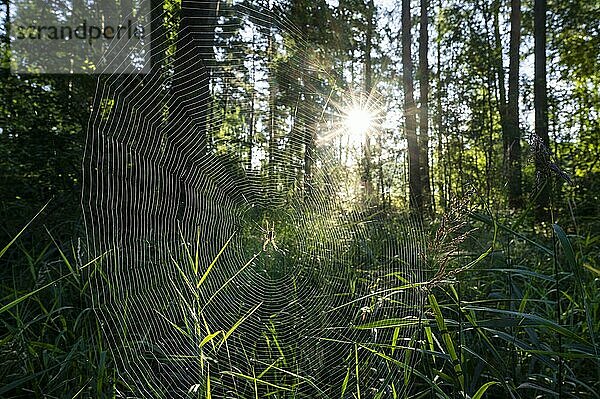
[82,1,427,397]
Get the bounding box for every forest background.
[0,0,599,397]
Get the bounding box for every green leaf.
[206,372,211,399]
[429,294,464,391]
[221,371,291,391]
[552,224,577,271]
[0,252,106,314]
[200,330,223,348]
[472,381,499,399]
[553,223,600,370]
[340,367,350,398]
[0,201,50,259]
[222,302,262,343]
[354,317,420,330]
[197,231,236,288]
[470,212,552,255]
[583,263,600,276]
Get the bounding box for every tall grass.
[1,205,598,398]
[0,212,118,397]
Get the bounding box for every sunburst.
[318,90,383,149]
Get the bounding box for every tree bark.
[363,0,375,204]
[174,0,216,133]
[268,26,277,184]
[402,0,422,211]
[534,0,550,220]
[149,0,166,76]
[1,0,10,74]
[435,0,446,211]
[493,0,507,140]
[507,0,522,208]
[365,0,374,93]
[419,0,431,215]
[247,34,256,171]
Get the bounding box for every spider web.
[82,1,427,397]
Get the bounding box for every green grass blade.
[553,223,600,373]
[469,212,552,255]
[221,371,291,391]
[222,302,262,343]
[472,381,499,399]
[340,367,350,398]
[0,200,50,259]
[428,293,464,391]
[200,331,223,348]
[198,231,236,289]
[552,224,576,270]
[0,251,106,314]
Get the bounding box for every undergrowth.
[0,203,598,398]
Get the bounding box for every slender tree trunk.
[507,0,522,207]
[481,0,495,205]
[363,0,375,204]
[171,0,215,225]
[175,0,215,131]
[247,36,256,171]
[435,0,446,211]
[2,0,10,74]
[419,0,431,215]
[267,0,278,186]
[492,0,508,204]
[149,0,166,77]
[365,0,374,93]
[534,0,550,220]
[268,28,277,184]
[493,0,507,146]
[402,0,422,211]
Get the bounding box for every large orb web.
[82,1,427,397]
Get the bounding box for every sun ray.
[317,89,383,149]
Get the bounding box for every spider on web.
[259,220,280,252]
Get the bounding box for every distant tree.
[362,0,375,203]
[150,0,167,76]
[280,0,335,197]
[173,0,217,141]
[493,0,522,208]
[1,0,9,73]
[506,0,522,208]
[402,0,422,211]
[419,0,431,214]
[267,8,278,183]
[534,0,550,220]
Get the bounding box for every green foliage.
[0,215,118,397]
[2,202,599,397]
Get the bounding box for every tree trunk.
[507,0,522,208]
[493,0,507,145]
[419,0,431,215]
[402,0,422,211]
[149,0,166,76]
[2,0,10,74]
[435,0,446,211]
[534,0,550,220]
[247,34,256,171]
[365,0,374,93]
[303,112,316,197]
[174,0,216,134]
[268,27,277,185]
[363,0,375,204]
[171,0,216,224]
